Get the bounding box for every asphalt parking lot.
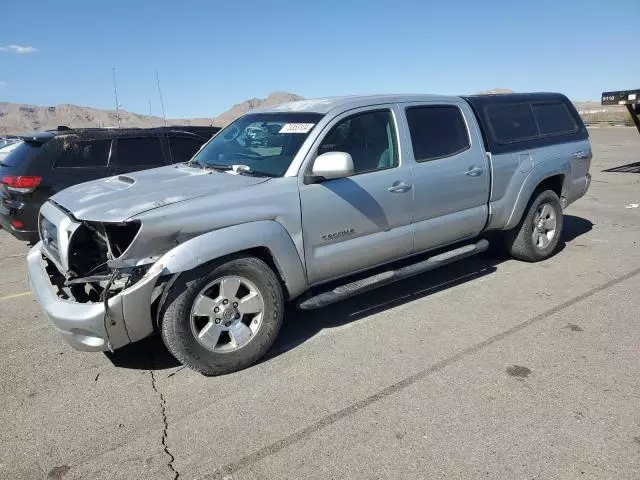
[1,127,639,480]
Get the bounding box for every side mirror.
[310,151,354,181]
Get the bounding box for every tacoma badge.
[321,228,355,241]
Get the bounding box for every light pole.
[112,67,121,128]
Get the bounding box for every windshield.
[191,113,324,177]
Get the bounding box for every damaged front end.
[29,201,167,352]
[63,220,145,303]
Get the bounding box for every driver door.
[299,106,414,286]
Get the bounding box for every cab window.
[318,110,398,175]
[405,106,471,162]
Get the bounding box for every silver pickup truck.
[28,93,592,375]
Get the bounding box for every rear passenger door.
[112,136,168,174]
[401,102,490,252]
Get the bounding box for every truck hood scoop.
[50,165,269,222]
[104,175,136,190]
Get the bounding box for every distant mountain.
[0,90,632,135]
[212,92,304,127]
[0,102,213,134]
[475,88,515,94]
[0,92,303,134]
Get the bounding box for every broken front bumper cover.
[27,242,162,352]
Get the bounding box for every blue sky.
[1,0,639,118]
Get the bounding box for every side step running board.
[298,239,489,310]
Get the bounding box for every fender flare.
[156,220,307,299]
[504,162,569,230]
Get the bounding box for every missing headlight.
[67,221,141,278]
[104,221,141,257]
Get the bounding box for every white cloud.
[0,44,38,54]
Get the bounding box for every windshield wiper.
[188,160,232,171]
[208,163,234,171]
[229,165,276,177]
[189,161,273,177]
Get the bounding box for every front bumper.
[27,242,162,352]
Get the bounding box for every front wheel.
[504,189,563,262]
[160,255,284,376]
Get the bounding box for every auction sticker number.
[279,123,315,134]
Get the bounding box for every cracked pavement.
[1,128,639,479]
[149,361,178,480]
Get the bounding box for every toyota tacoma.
[28,93,592,375]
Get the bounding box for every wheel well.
[535,174,564,198]
[507,174,567,229]
[154,246,291,329]
[244,246,290,299]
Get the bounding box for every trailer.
[601,89,640,134]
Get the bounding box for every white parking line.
[0,292,31,301]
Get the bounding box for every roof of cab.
[463,92,572,107]
[253,92,575,116]
[253,94,462,115]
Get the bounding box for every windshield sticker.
[279,123,315,134]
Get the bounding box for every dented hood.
[50,165,270,222]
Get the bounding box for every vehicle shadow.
[562,214,593,243]
[106,214,593,372]
[263,214,593,364]
[105,335,181,370]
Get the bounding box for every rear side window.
[117,137,165,167]
[486,104,539,144]
[532,103,578,135]
[0,141,39,168]
[54,139,111,168]
[169,136,203,163]
[405,106,470,162]
[464,94,588,155]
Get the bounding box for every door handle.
[387,181,412,193]
[465,166,484,177]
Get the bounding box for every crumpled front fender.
[156,220,307,299]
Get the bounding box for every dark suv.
[0,126,219,242]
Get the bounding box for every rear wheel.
[160,255,284,376]
[504,189,563,262]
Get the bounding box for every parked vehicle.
[27,93,591,375]
[0,138,21,149]
[1,126,219,242]
[0,140,23,162]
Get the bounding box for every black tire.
[504,189,563,262]
[160,255,284,376]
